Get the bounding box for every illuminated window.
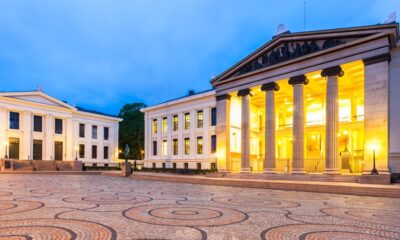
[306,102,323,126]
[173,139,178,155]
[162,117,168,133]
[197,110,203,128]
[339,99,351,122]
[197,137,203,154]
[173,115,178,131]
[162,140,167,156]
[152,119,158,134]
[184,113,190,130]
[184,138,190,155]
[79,144,85,158]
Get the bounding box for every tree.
[118,103,147,159]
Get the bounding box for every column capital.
[237,88,252,97]
[321,65,344,78]
[216,94,231,101]
[363,53,391,66]
[261,82,280,92]
[288,75,309,86]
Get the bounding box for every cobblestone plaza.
[0,174,398,239]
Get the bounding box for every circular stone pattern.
[212,196,300,208]
[63,193,152,205]
[0,218,116,240]
[259,191,329,201]
[148,191,213,197]
[261,224,400,240]
[0,200,43,216]
[31,187,103,195]
[124,204,247,227]
[322,207,400,227]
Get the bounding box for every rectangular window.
[211,107,217,126]
[9,137,19,159]
[152,141,157,156]
[184,163,189,169]
[162,140,167,156]
[33,115,42,132]
[173,162,177,169]
[55,118,63,134]
[54,141,63,160]
[33,140,42,160]
[184,138,190,155]
[104,127,109,140]
[92,145,97,159]
[197,136,203,154]
[9,112,20,130]
[173,139,178,155]
[79,144,85,158]
[162,163,166,169]
[152,119,158,134]
[92,125,97,139]
[104,146,109,159]
[162,117,168,133]
[197,110,203,128]
[211,135,217,153]
[184,113,190,130]
[197,162,201,170]
[173,115,178,131]
[152,163,156,169]
[79,124,85,138]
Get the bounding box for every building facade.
[212,23,400,177]
[141,90,217,170]
[0,91,121,164]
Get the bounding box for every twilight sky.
[0,0,399,115]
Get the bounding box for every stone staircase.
[11,160,34,171]
[0,159,82,172]
[55,161,74,171]
[218,173,361,183]
[33,161,57,171]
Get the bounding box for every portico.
[212,23,398,177]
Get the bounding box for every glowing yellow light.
[278,140,282,145]
[343,130,348,135]
[289,137,293,141]
[4,142,8,146]
[337,133,342,137]
[284,98,288,102]
[311,135,316,140]
[287,106,293,112]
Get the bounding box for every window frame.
[184,113,190,130]
[197,136,203,155]
[55,118,63,134]
[9,111,20,130]
[33,115,43,132]
[197,110,203,128]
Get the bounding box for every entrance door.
[9,138,19,159]
[33,140,43,160]
[54,141,63,161]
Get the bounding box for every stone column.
[216,94,231,172]
[321,66,344,174]
[261,82,280,173]
[22,111,32,160]
[289,75,309,174]
[362,53,390,175]
[237,88,252,173]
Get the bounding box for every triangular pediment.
[0,91,76,110]
[212,23,398,84]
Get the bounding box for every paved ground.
[0,174,398,240]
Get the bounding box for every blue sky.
[0,0,399,115]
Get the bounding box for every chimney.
[188,90,195,96]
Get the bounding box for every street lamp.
[4,142,8,159]
[75,146,78,161]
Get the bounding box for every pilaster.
[237,89,252,173]
[216,94,231,172]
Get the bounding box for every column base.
[324,168,341,175]
[240,168,251,173]
[263,168,276,174]
[291,168,306,174]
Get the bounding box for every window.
[33,140,42,160]
[173,163,177,169]
[79,144,85,158]
[152,119,158,134]
[173,115,178,131]
[184,163,189,169]
[184,138,190,155]
[162,140,167,156]
[33,115,42,132]
[184,113,190,130]
[104,127,109,140]
[92,126,97,139]
[162,163,166,169]
[92,145,97,159]
[197,162,201,170]
[152,141,157,156]
[55,118,63,134]
[104,146,109,159]
[197,137,203,154]
[211,163,216,170]
[54,141,63,160]
[152,163,156,169]
[9,137,19,159]
[211,107,217,126]
[211,135,217,153]
[79,124,85,138]
[162,117,168,133]
[197,110,203,128]
[173,139,178,155]
[9,112,20,130]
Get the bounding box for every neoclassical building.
[143,23,400,179]
[0,90,121,164]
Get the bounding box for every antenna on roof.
[275,24,288,35]
[37,85,43,91]
[383,12,396,24]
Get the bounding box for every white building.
[0,90,121,164]
[141,90,217,170]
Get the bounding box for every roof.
[76,106,118,118]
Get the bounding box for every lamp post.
[75,146,78,161]
[4,142,8,159]
[371,148,379,175]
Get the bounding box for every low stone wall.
[0,159,83,172]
